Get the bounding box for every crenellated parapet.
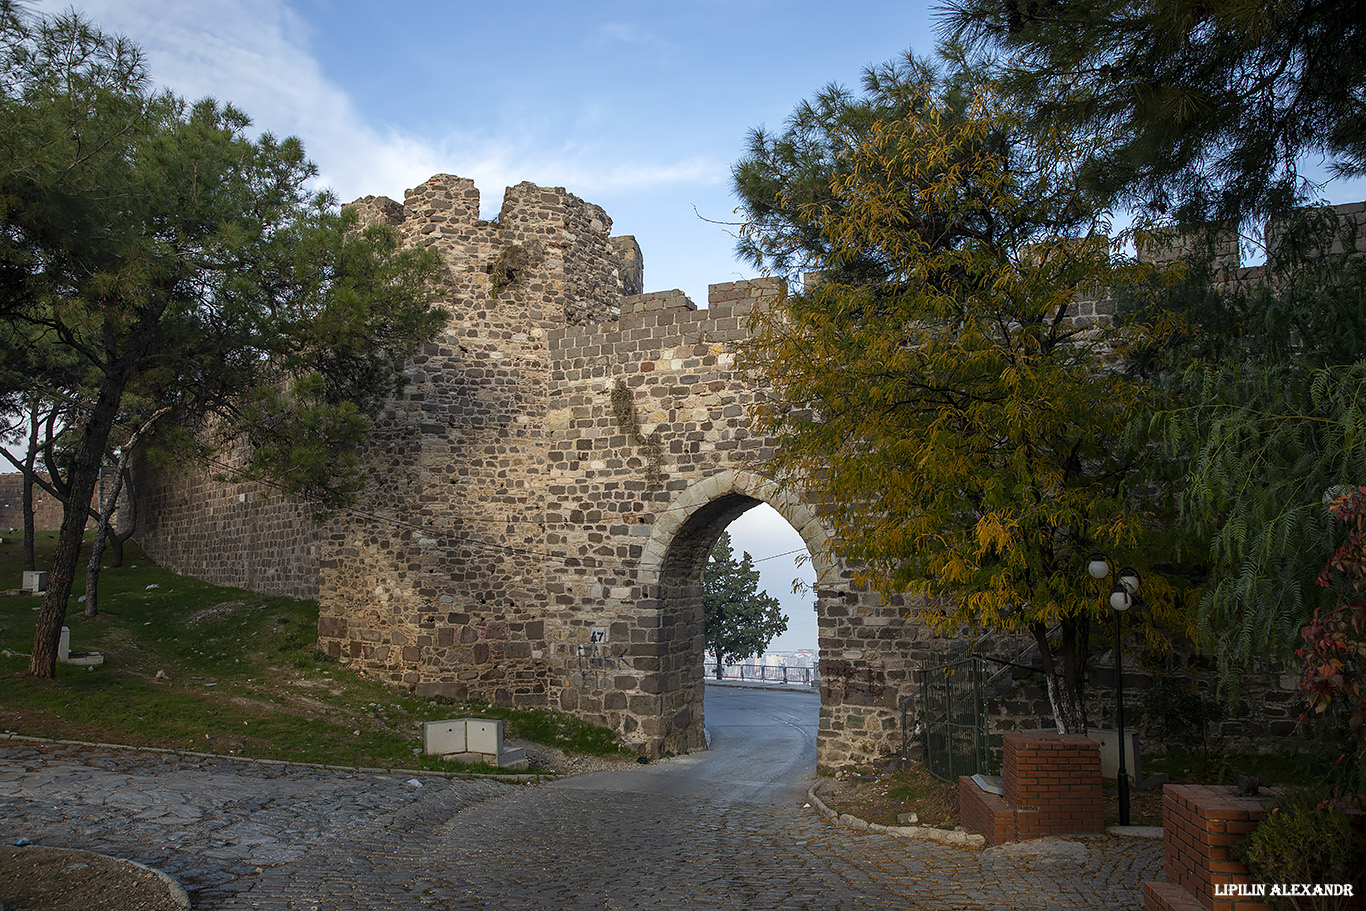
[1135,200,1366,292]
[347,175,642,327]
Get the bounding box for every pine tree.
[0,4,445,678]
[942,0,1366,225]
[704,532,788,677]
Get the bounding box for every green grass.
[884,775,927,803]
[456,700,623,756]
[0,531,624,771]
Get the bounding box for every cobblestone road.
[0,738,1160,910]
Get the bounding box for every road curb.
[807,784,987,849]
[703,680,817,694]
[0,732,551,783]
[1106,825,1164,839]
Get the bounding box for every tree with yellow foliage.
[736,51,1185,733]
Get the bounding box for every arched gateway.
[136,175,949,768]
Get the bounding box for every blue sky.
[34,0,943,307]
[29,0,950,651]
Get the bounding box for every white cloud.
[30,0,722,212]
[506,156,725,197]
[594,22,649,44]
[591,21,674,57]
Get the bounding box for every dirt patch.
[815,761,961,828]
[1103,780,1164,826]
[516,739,637,775]
[0,844,185,910]
[813,760,1166,830]
[290,677,344,697]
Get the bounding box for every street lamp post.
[1087,554,1137,827]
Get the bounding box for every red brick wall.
[1150,785,1365,911]
[1160,785,1270,911]
[959,776,1015,844]
[959,732,1104,845]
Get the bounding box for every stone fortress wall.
[0,472,67,532]
[131,179,1366,767]
[1,469,126,537]
[133,173,948,767]
[313,175,943,765]
[134,456,322,599]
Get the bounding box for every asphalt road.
[557,684,820,805]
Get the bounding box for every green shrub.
[1238,789,1365,910]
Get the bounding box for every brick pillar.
[1153,785,1270,911]
[1003,731,1105,839]
[1142,785,1366,911]
[960,731,1104,845]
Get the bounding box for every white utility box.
[422,718,527,769]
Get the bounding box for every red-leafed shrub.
[1298,486,1366,801]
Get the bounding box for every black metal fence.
[919,655,994,782]
[704,663,819,686]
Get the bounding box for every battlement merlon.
[610,236,643,297]
[622,289,696,316]
[347,194,405,229]
[344,174,645,327]
[1135,200,1366,269]
[708,277,785,314]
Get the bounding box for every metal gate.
[919,655,993,782]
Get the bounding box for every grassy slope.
[0,532,620,770]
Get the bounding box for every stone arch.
[638,469,844,759]
[639,469,837,590]
[135,175,935,771]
